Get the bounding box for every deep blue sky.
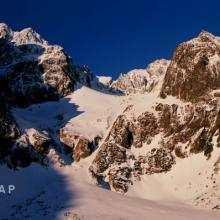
[1,0,220,78]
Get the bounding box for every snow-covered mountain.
[111,59,170,95]
[1,24,220,220]
[0,23,76,107]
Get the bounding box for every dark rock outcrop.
[73,137,93,162]
[108,166,132,193]
[91,94,220,192]
[141,148,175,174]
[160,31,220,102]
[0,97,19,162]
[29,129,56,154]
[90,111,162,192]
[6,129,56,169]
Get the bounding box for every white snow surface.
[1,158,219,220]
[97,76,113,86]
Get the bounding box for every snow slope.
[1,157,220,220]
[128,143,220,207]
[13,86,126,142]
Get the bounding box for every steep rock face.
[90,95,220,192]
[145,59,171,92]
[0,97,19,162]
[90,109,167,192]
[132,111,159,148]
[74,65,94,87]
[155,102,220,158]
[90,115,131,173]
[111,59,170,95]
[39,45,76,96]
[0,23,77,107]
[6,128,57,169]
[137,148,175,175]
[160,31,220,102]
[60,128,100,162]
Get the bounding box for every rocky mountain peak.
[111,59,170,95]
[13,27,47,45]
[0,23,13,39]
[146,59,170,76]
[111,69,149,95]
[197,30,220,44]
[0,24,78,107]
[160,31,220,102]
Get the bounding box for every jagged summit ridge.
[0,24,89,107]
[0,23,47,45]
[197,30,220,45]
[111,59,170,95]
[111,69,149,94]
[13,27,48,45]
